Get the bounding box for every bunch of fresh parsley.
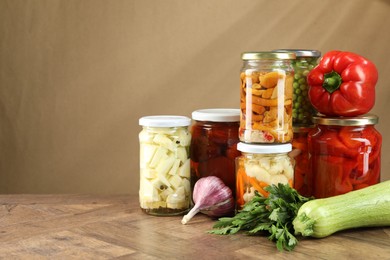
[209,183,313,251]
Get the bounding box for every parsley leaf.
[209,183,313,251]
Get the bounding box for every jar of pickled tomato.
[291,126,314,197]
[308,114,382,198]
[139,115,192,215]
[190,109,241,199]
[274,49,321,126]
[239,51,296,143]
[235,142,294,209]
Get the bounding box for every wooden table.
[1,195,389,259]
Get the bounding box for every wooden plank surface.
[1,194,389,259]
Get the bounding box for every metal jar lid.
[237,142,292,154]
[273,49,321,58]
[241,51,296,60]
[192,108,240,122]
[312,114,379,126]
[139,115,191,127]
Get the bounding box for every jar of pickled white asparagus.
[235,142,294,209]
[139,115,192,216]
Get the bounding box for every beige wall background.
[1,0,389,194]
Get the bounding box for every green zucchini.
[293,180,390,238]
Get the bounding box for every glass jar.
[138,115,192,216]
[308,115,382,198]
[239,51,296,143]
[235,142,294,209]
[274,49,321,126]
[291,126,314,197]
[190,109,241,199]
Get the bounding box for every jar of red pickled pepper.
[291,126,314,197]
[190,109,241,198]
[308,114,382,198]
[239,52,296,143]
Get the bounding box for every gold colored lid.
[241,51,296,60]
[312,114,379,126]
[273,49,321,58]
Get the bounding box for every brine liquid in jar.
[190,109,241,199]
[309,115,382,198]
[273,49,321,126]
[239,52,296,143]
[138,115,192,216]
[291,126,313,197]
[235,142,294,209]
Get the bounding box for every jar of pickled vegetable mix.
[274,49,321,126]
[239,52,296,143]
[138,115,192,216]
[308,114,382,198]
[235,142,294,209]
[291,126,314,197]
[190,109,241,199]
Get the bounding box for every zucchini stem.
[292,213,315,237]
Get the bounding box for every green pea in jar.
[274,49,321,126]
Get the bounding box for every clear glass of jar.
[273,49,321,126]
[308,114,382,198]
[138,115,192,216]
[235,142,294,209]
[190,109,241,200]
[239,51,296,143]
[291,126,314,197]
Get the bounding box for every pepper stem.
[323,71,342,93]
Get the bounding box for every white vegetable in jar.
[244,155,292,184]
[236,142,295,209]
[139,116,192,215]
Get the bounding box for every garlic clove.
[181,176,234,225]
[200,197,234,218]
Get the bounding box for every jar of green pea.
[274,49,321,126]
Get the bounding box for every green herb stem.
[209,184,313,251]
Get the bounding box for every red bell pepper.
[351,158,380,188]
[338,126,363,149]
[310,129,359,158]
[307,51,378,116]
[313,155,355,198]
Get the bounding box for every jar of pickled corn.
[139,115,192,215]
[235,142,294,209]
[291,126,314,197]
[239,51,296,143]
[190,109,241,199]
[274,49,321,126]
[308,114,382,198]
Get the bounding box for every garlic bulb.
[181,176,234,225]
